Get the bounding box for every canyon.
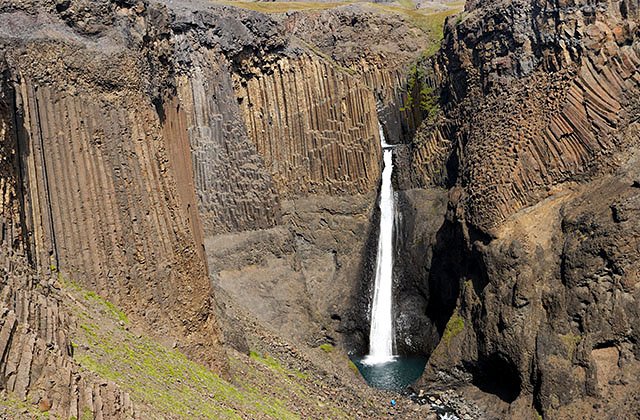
[0,0,638,419]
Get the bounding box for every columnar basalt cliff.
[0,0,223,374]
[282,5,441,142]
[235,54,381,196]
[4,0,639,418]
[0,0,449,416]
[412,0,640,418]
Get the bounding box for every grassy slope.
[217,1,352,13]
[368,2,464,56]
[63,278,353,419]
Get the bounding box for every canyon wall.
[173,2,444,351]
[235,55,381,196]
[283,6,432,143]
[415,0,640,418]
[1,0,438,395]
[0,0,223,373]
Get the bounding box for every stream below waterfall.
[351,355,428,391]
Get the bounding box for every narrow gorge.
[0,0,638,419]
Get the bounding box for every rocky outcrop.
[0,254,137,419]
[236,55,381,196]
[416,0,640,230]
[413,0,640,418]
[283,5,433,143]
[0,0,223,372]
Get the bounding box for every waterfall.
[363,125,396,365]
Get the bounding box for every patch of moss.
[0,392,50,420]
[397,0,416,10]
[454,11,468,26]
[442,312,464,345]
[83,291,128,324]
[80,406,93,420]
[319,343,334,353]
[559,333,581,360]
[75,329,270,418]
[67,283,299,419]
[57,274,127,325]
[249,351,308,380]
[368,4,463,55]
[347,360,359,374]
[57,273,82,292]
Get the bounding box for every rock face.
[0,255,137,419]
[0,0,223,371]
[172,1,441,354]
[412,0,640,418]
[236,55,381,196]
[283,5,432,142]
[0,0,443,413]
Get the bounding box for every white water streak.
[363,125,396,365]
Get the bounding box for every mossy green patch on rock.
[319,343,334,353]
[442,312,464,345]
[0,392,50,420]
[249,350,308,380]
[83,291,129,324]
[559,333,581,360]
[348,360,359,374]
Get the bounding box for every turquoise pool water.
[351,355,428,391]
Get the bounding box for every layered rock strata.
[412,0,640,418]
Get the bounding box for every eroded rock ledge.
[412,1,640,418]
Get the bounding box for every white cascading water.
[363,125,396,365]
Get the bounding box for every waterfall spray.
[363,124,396,365]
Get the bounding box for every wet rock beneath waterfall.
[403,387,483,420]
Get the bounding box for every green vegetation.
[0,392,50,420]
[217,1,350,14]
[83,290,128,324]
[57,272,128,324]
[80,407,93,420]
[442,312,464,345]
[66,282,304,419]
[397,0,416,10]
[249,350,308,380]
[319,343,334,353]
[401,62,440,120]
[369,3,463,55]
[347,360,359,374]
[217,0,463,58]
[74,321,299,419]
[56,274,357,419]
[454,11,468,26]
[559,333,581,360]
